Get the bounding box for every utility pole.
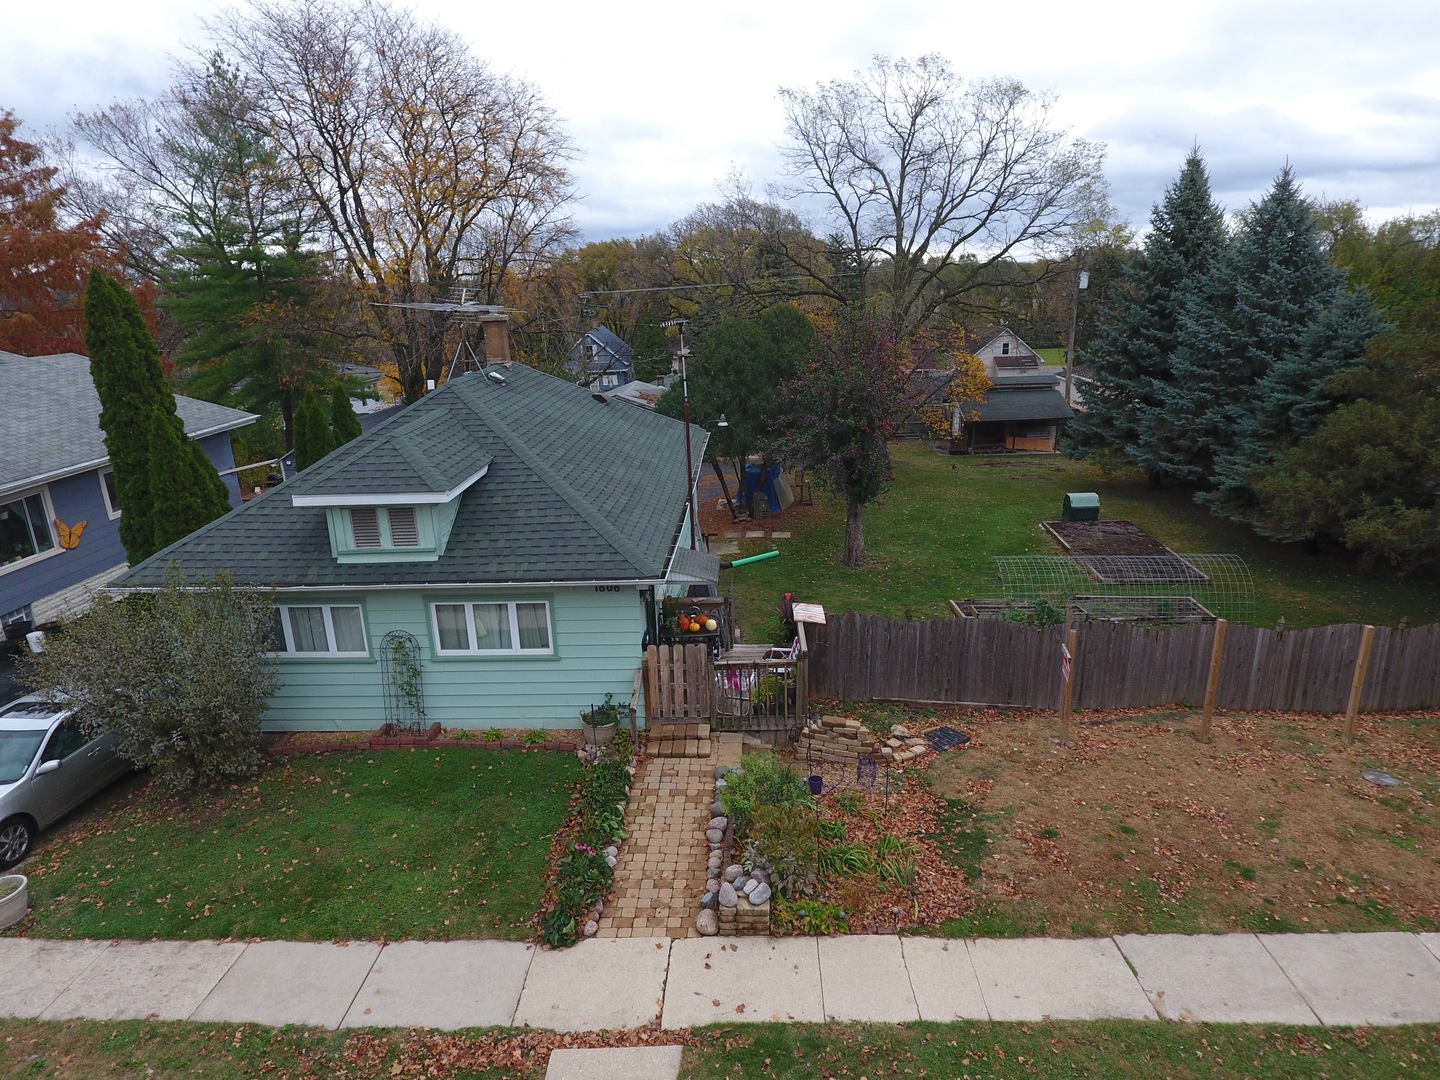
[661,318,697,549]
[1064,257,1089,406]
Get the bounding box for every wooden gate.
[643,643,714,721]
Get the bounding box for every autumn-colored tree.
[0,110,108,354]
[211,0,576,402]
[771,312,909,566]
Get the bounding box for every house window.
[1001,342,1011,355]
[0,489,57,572]
[100,470,121,519]
[272,604,369,656]
[432,600,552,655]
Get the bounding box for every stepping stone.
[545,1046,683,1080]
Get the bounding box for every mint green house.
[112,365,714,731]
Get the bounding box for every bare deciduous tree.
[777,54,1107,336]
[212,0,576,400]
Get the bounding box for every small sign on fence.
[1060,642,1072,683]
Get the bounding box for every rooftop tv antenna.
[371,286,520,383]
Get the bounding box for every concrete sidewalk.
[3,932,1439,1032]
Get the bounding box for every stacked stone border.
[696,764,771,937]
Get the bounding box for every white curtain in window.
[472,603,512,650]
[287,607,328,652]
[434,604,470,651]
[516,603,550,650]
[330,607,366,653]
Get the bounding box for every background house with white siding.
[111,364,711,731]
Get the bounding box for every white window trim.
[431,600,554,656]
[99,469,121,520]
[0,485,63,580]
[272,603,370,657]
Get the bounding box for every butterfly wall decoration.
[54,518,87,549]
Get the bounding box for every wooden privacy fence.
[806,613,1440,714]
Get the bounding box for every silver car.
[0,696,132,869]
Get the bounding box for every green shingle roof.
[295,405,493,500]
[114,365,709,589]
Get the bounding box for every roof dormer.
[290,405,491,563]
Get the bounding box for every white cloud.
[4,0,1437,240]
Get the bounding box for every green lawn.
[1034,345,1067,366]
[682,1020,1440,1079]
[4,1018,1436,1079]
[730,444,1440,635]
[11,748,580,942]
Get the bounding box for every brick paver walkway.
[597,735,744,940]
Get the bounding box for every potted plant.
[581,692,625,747]
[0,874,28,930]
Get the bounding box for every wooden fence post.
[1059,626,1079,746]
[1343,625,1376,746]
[643,645,657,724]
[1198,618,1227,744]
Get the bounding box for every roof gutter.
[107,576,672,595]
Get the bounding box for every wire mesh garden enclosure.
[988,553,1256,625]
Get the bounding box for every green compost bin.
[1062,492,1100,521]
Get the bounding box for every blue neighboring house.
[0,351,258,640]
[112,363,714,731]
[566,326,635,389]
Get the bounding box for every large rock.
[707,855,722,871]
[708,816,728,831]
[705,879,721,894]
[723,864,744,883]
[710,800,725,817]
[718,882,739,908]
[582,919,598,938]
[705,827,724,845]
[700,891,716,909]
[696,909,719,935]
[742,878,757,895]
[748,882,772,906]
[891,724,912,738]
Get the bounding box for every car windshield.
[0,699,66,720]
[0,728,46,783]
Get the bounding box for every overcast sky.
[6,0,1439,243]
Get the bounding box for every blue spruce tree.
[1146,168,1380,522]
[1067,149,1227,483]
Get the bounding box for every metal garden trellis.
[380,629,426,733]
[991,553,1256,626]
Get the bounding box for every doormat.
[926,726,971,751]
